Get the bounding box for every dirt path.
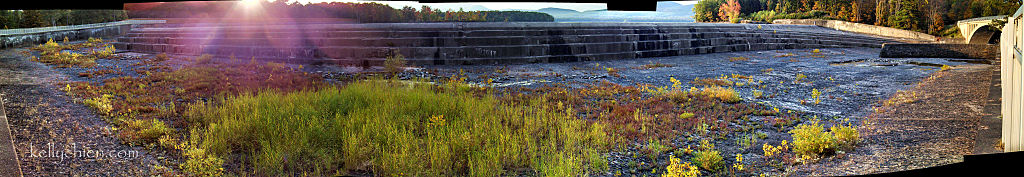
[0,48,163,176]
[792,64,993,176]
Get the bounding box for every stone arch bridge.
[958,15,1008,44]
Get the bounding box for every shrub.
[729,57,748,62]
[795,73,807,83]
[662,156,700,177]
[384,50,407,75]
[33,50,98,68]
[194,54,213,64]
[670,77,682,91]
[92,45,116,58]
[732,154,744,171]
[940,65,951,71]
[120,119,173,144]
[179,131,225,177]
[679,112,695,119]
[605,67,620,77]
[700,86,740,103]
[87,37,103,44]
[811,88,821,104]
[43,38,60,48]
[729,17,741,23]
[635,62,674,69]
[83,94,113,116]
[762,140,788,159]
[154,53,169,60]
[831,122,859,150]
[692,77,734,87]
[748,10,777,22]
[766,10,828,22]
[691,140,723,172]
[883,90,918,107]
[789,120,836,157]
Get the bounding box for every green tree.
[886,0,922,30]
[695,0,724,22]
[19,10,45,28]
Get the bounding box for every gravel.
[1,48,168,176]
[790,64,993,176]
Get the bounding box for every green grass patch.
[184,80,611,176]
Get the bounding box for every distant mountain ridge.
[536,7,581,14]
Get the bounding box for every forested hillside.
[0,10,127,29]
[693,0,1021,37]
[125,1,554,23]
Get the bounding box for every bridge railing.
[0,20,165,37]
[1003,1,1024,152]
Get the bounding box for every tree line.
[126,1,554,23]
[0,10,127,29]
[694,0,1021,37]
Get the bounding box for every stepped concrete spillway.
[113,22,904,66]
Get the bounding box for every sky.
[286,0,697,12]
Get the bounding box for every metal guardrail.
[0,20,165,36]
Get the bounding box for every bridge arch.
[958,15,1008,44]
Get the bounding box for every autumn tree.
[719,0,743,22]
[691,0,1019,35]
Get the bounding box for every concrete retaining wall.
[773,19,940,42]
[879,44,1000,59]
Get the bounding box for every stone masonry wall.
[879,43,999,59]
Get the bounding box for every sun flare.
[239,0,261,10]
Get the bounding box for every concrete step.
[123,27,750,38]
[120,28,896,43]
[113,22,901,66]
[114,38,871,64]
[189,41,854,66]
[115,30,894,48]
